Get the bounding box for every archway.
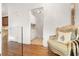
[30,7,44,45]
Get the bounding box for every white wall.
[43,3,71,47]
[75,4,79,25]
[7,3,43,44]
[0,3,2,54]
[2,3,8,17]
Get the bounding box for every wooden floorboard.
[7,41,59,56]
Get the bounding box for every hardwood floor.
[31,37,43,45]
[7,41,59,56]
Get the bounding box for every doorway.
[2,16,8,55]
[30,7,44,45]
